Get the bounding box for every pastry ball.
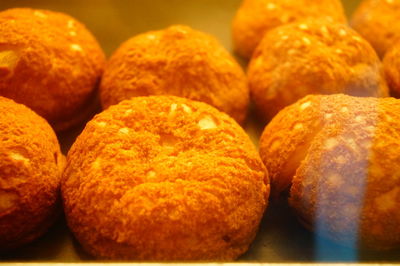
[248,20,389,121]
[232,0,347,59]
[0,8,105,131]
[100,25,249,124]
[259,94,400,250]
[383,41,400,98]
[62,96,268,260]
[0,97,64,250]
[351,0,400,58]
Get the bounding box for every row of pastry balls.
[232,0,400,119]
[0,7,248,131]
[232,0,400,250]
[0,8,267,259]
[0,4,398,260]
[232,0,400,59]
[2,93,400,259]
[2,3,400,131]
[0,95,268,260]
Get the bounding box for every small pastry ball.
[248,20,389,121]
[0,8,105,131]
[259,94,400,250]
[62,96,268,260]
[100,25,249,124]
[351,0,400,58]
[383,41,400,98]
[232,0,347,59]
[0,97,64,250]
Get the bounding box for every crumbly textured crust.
[351,0,400,58]
[62,96,268,260]
[100,25,249,124]
[232,0,347,59]
[259,94,400,250]
[383,42,400,98]
[0,8,105,131]
[248,20,389,121]
[0,96,64,250]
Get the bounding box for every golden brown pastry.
[62,96,269,260]
[248,20,388,121]
[259,94,400,250]
[232,0,347,59]
[383,41,400,98]
[100,25,249,124]
[0,8,105,131]
[351,0,400,58]
[0,96,64,251]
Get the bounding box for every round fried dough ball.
[100,25,249,124]
[232,0,347,59]
[383,41,400,98]
[0,8,105,131]
[351,0,400,58]
[0,96,64,250]
[248,20,389,121]
[259,94,400,250]
[62,96,268,260]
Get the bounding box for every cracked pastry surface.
[0,8,105,131]
[248,20,388,121]
[232,0,346,59]
[100,25,249,124]
[62,95,268,260]
[0,96,64,251]
[259,94,400,250]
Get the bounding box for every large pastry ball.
[351,0,400,58]
[0,8,105,131]
[0,96,64,250]
[232,0,347,59]
[62,96,268,260]
[259,94,400,250]
[100,25,249,124]
[248,20,388,121]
